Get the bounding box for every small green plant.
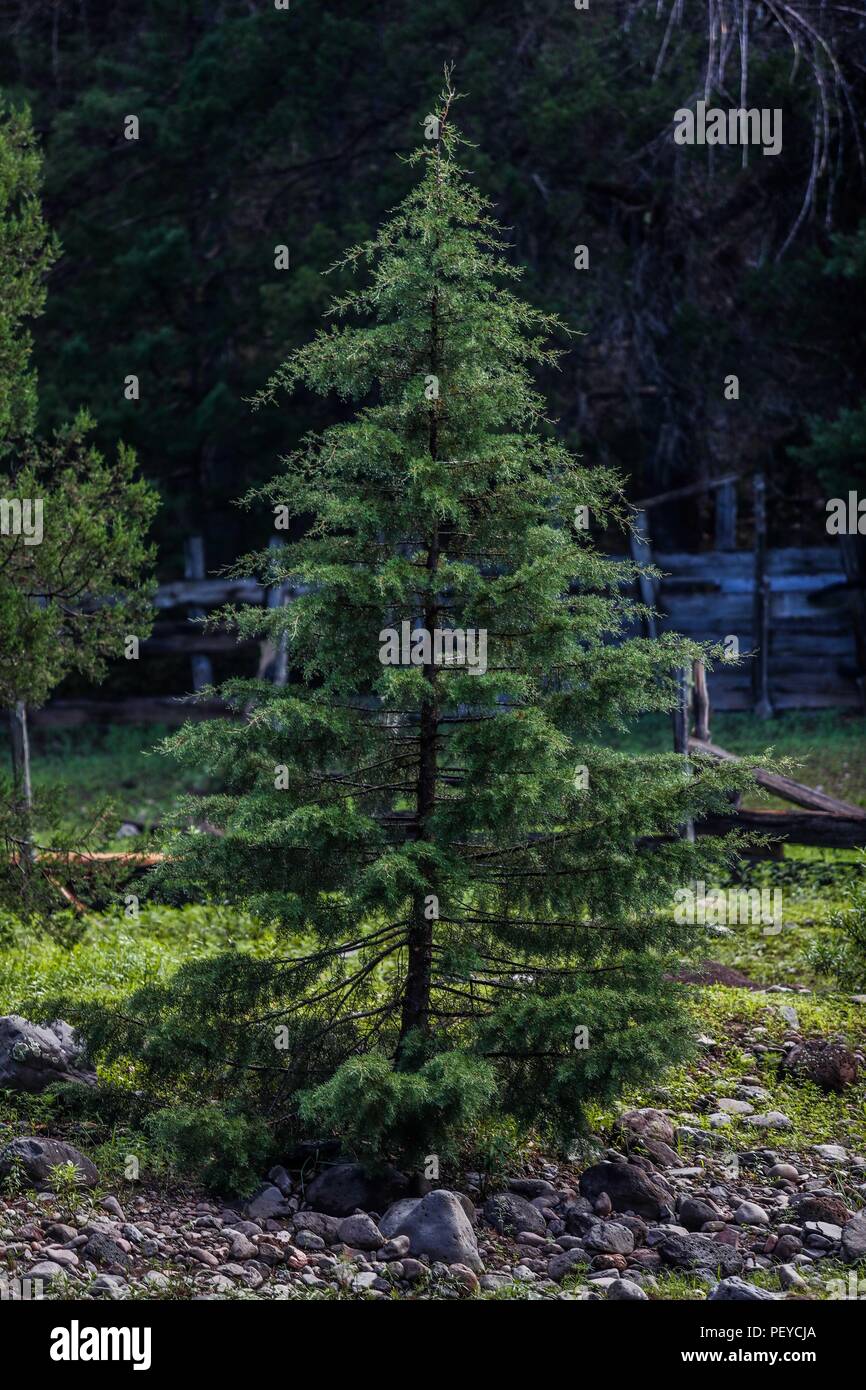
[47,1160,85,1219]
[1,1153,28,1199]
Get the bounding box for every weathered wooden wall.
[651,546,859,710]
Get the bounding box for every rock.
[615,1213,648,1245]
[246,1184,292,1223]
[303,1163,408,1217]
[337,1213,383,1251]
[779,1041,858,1093]
[744,1112,792,1131]
[390,1190,482,1272]
[716,1098,754,1115]
[584,1221,635,1255]
[791,1194,850,1225]
[292,1211,341,1242]
[0,1136,97,1188]
[548,1249,589,1282]
[506,1178,558,1200]
[99,1196,124,1220]
[813,1144,848,1163]
[483,1191,546,1238]
[640,1138,682,1168]
[83,1232,130,1269]
[564,1200,598,1237]
[658,1232,743,1276]
[449,1263,480,1294]
[607,1277,648,1300]
[28,1261,65,1282]
[229,1233,256,1260]
[381,1234,411,1260]
[804,1221,842,1242]
[88,1274,128,1298]
[841,1214,866,1262]
[0,1015,96,1092]
[293,1229,325,1252]
[41,1247,79,1268]
[734,1201,770,1226]
[379,1198,421,1238]
[768,1162,800,1181]
[579,1162,671,1220]
[708,1276,781,1301]
[44,1222,77,1243]
[267,1165,293,1196]
[615,1108,676,1145]
[679,1197,721,1232]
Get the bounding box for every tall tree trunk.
[397,114,450,1056]
[9,701,35,865]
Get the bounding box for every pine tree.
[0,102,158,885]
[96,77,751,1177]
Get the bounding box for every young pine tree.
[98,79,750,1177]
[0,102,158,890]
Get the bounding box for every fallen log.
[688,737,866,819]
[694,809,866,850]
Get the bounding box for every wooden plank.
[715,479,738,551]
[695,809,866,849]
[627,509,658,639]
[751,473,773,718]
[692,659,710,741]
[154,579,266,609]
[688,737,866,818]
[184,536,214,692]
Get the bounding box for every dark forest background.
[2,2,864,645]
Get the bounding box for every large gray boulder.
[389,1190,483,1272]
[579,1161,672,1220]
[483,1191,546,1237]
[0,1015,96,1092]
[658,1231,743,1277]
[303,1162,409,1217]
[0,1136,98,1188]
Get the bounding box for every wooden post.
[672,666,695,842]
[184,535,214,692]
[257,536,289,686]
[8,701,34,864]
[692,658,710,742]
[714,478,737,551]
[751,473,774,719]
[628,508,658,640]
[840,535,866,715]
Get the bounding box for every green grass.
[0,903,277,1018]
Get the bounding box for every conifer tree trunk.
[398,123,447,1054]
